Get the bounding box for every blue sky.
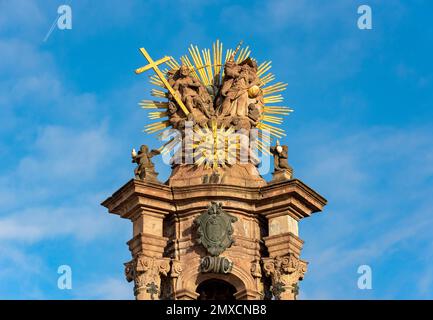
[1,0,433,299]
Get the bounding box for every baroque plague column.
[101,41,327,300]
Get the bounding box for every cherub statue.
[131,145,160,181]
[247,103,261,126]
[231,116,251,131]
[167,101,185,130]
[270,140,291,172]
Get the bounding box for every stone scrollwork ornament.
[250,259,262,278]
[262,253,307,300]
[166,259,183,299]
[124,255,170,299]
[200,256,233,274]
[170,259,183,278]
[124,260,135,283]
[251,259,265,298]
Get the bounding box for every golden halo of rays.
[140,40,293,161]
[192,120,239,169]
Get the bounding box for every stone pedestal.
[102,172,326,300]
[271,168,293,183]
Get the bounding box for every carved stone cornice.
[257,179,327,220]
[101,179,173,220]
[102,178,326,222]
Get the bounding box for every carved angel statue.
[270,140,291,172]
[131,145,160,181]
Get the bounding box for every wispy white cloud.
[0,201,116,242]
[0,0,46,36]
[17,124,112,182]
[0,123,118,211]
[296,124,433,299]
[1,0,431,300]
[0,245,50,299]
[0,1,130,299]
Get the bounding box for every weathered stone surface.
[270,168,293,183]
[104,42,328,300]
[168,163,267,187]
[101,176,326,300]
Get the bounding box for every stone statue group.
[131,52,292,181]
[167,55,263,131]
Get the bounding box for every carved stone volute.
[262,253,307,300]
[124,255,170,300]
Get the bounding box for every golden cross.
[135,48,190,116]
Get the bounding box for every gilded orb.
[248,85,260,98]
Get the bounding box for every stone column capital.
[262,253,307,300]
[125,255,171,300]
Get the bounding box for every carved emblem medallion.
[194,202,238,256]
